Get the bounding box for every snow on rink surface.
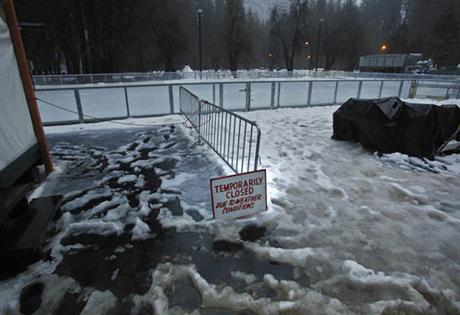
[1,99,460,314]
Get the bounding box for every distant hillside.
[244,0,291,19]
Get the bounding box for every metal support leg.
[219,83,224,108]
[397,80,404,98]
[198,101,202,142]
[213,84,216,104]
[74,89,84,123]
[409,81,417,98]
[168,85,174,113]
[378,81,384,98]
[333,81,339,104]
[245,83,251,111]
[124,87,130,117]
[277,82,281,107]
[357,81,363,98]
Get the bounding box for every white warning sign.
[210,169,267,221]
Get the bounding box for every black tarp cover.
[332,97,460,159]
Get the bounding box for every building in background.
[359,53,427,73]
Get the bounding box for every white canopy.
[0,12,37,173]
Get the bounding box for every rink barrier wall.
[35,78,460,126]
[33,70,460,85]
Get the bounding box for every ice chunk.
[80,290,117,315]
[231,271,258,285]
[245,243,317,267]
[131,218,152,241]
[66,221,123,236]
[116,174,138,184]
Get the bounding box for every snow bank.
[134,263,349,315]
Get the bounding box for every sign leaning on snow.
[210,170,267,221]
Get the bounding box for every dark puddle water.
[55,228,293,313]
[57,229,294,296]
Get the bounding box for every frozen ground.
[1,102,460,314]
[241,105,460,314]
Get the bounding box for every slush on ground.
[1,104,459,314]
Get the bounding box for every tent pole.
[3,0,53,174]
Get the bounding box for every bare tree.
[431,0,460,67]
[224,0,247,76]
[269,0,308,72]
[14,0,460,73]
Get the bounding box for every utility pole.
[315,18,324,72]
[268,53,273,71]
[304,41,310,69]
[197,9,203,79]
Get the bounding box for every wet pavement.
[10,126,294,314]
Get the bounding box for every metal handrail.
[33,70,460,87]
[34,77,460,91]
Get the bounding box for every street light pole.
[197,9,203,79]
[304,41,309,69]
[315,18,324,72]
[380,44,388,54]
[268,53,273,71]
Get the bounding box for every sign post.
[210,170,267,221]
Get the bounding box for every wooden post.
[3,0,53,173]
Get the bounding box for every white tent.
[0,0,52,188]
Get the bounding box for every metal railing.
[33,70,343,86]
[33,70,460,86]
[32,71,333,85]
[35,83,178,125]
[180,87,261,174]
[35,78,459,126]
[346,72,460,81]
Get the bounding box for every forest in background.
[14,0,460,74]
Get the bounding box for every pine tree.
[224,0,247,75]
[431,0,459,68]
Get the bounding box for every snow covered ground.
[241,105,460,313]
[1,100,460,314]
